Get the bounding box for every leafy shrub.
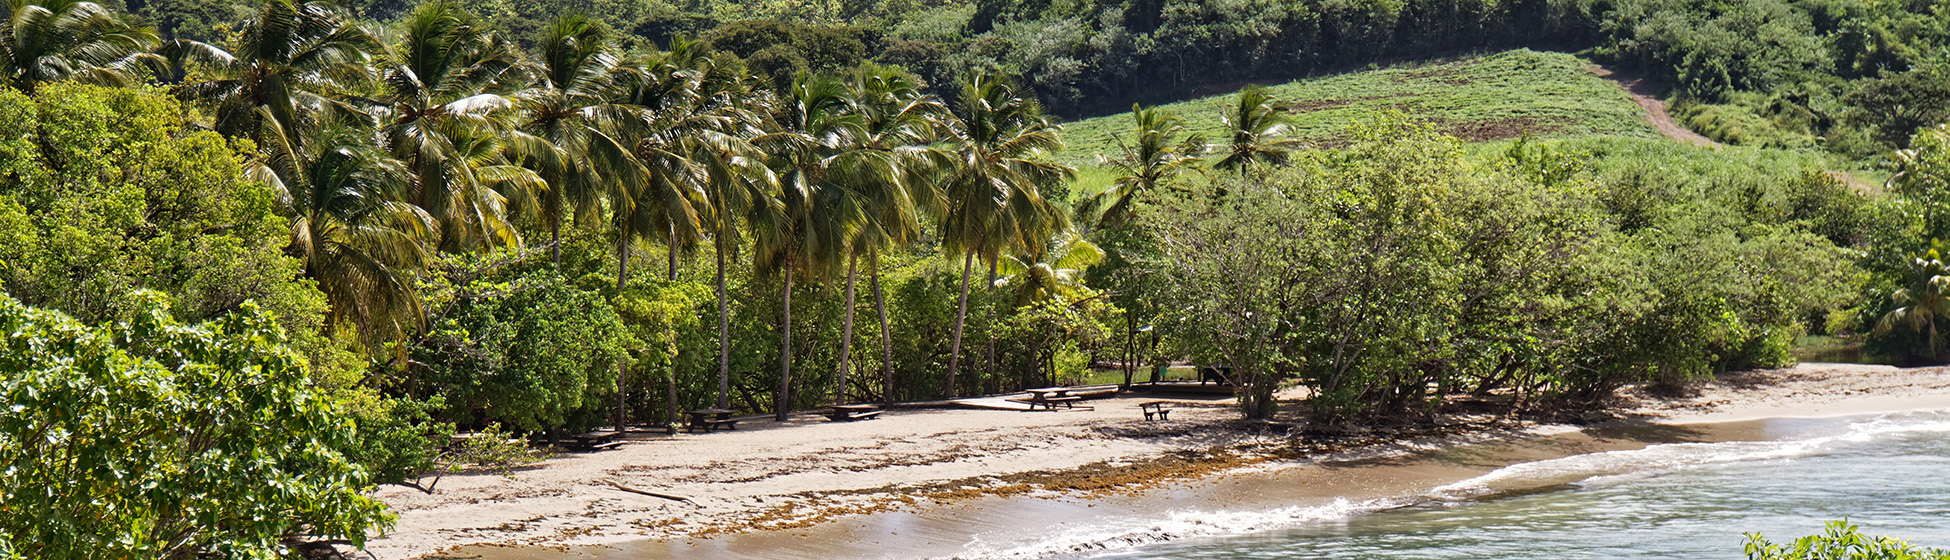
[1746,520,1950,560]
[0,293,391,557]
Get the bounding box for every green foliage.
[1146,117,1858,420]
[1060,50,1656,166]
[0,292,391,556]
[407,259,636,431]
[1747,520,1950,560]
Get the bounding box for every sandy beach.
[364,363,1950,559]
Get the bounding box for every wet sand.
[370,363,1950,560]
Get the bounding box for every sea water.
[1021,411,1950,559]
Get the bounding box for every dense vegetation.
[1,0,1947,553]
[1746,521,1950,560]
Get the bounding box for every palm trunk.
[551,217,562,267]
[947,252,975,399]
[1121,313,1135,390]
[667,223,679,281]
[835,251,859,405]
[715,233,731,410]
[616,230,629,290]
[873,249,894,405]
[984,258,999,395]
[775,252,795,422]
[615,362,627,431]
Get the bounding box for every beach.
[365,363,1950,559]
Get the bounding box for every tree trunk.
[872,248,895,405]
[615,362,627,431]
[947,252,974,399]
[1121,313,1135,390]
[715,233,731,410]
[616,234,629,290]
[775,253,795,422]
[835,251,859,405]
[666,360,678,429]
[667,223,679,281]
[551,216,562,267]
[984,258,1000,395]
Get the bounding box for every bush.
[0,293,391,556]
[1746,520,1950,560]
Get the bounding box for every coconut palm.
[170,0,379,148]
[376,0,547,252]
[0,0,163,93]
[1213,84,1303,176]
[253,111,433,347]
[1084,103,1205,228]
[516,12,640,266]
[997,229,1105,306]
[1876,244,1950,361]
[752,71,890,419]
[937,71,1071,398]
[832,64,947,405]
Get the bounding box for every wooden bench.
[685,409,739,433]
[826,410,883,421]
[562,430,625,452]
[1140,402,1171,421]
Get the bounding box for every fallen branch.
[604,481,698,505]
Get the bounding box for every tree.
[171,0,379,148]
[515,12,635,266]
[1085,103,1205,228]
[1213,84,1303,176]
[377,0,546,252]
[1875,243,1950,361]
[834,63,946,404]
[753,71,876,419]
[0,292,392,557]
[936,70,1071,398]
[0,0,163,93]
[998,229,1106,306]
[257,119,435,348]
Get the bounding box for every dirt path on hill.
[1590,65,1720,148]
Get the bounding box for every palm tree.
[253,112,433,347]
[516,12,638,266]
[376,0,546,252]
[1877,245,1950,362]
[648,39,778,410]
[1,0,163,93]
[1084,103,1204,228]
[997,230,1105,306]
[171,0,378,148]
[753,71,882,420]
[1213,85,1303,176]
[937,71,1071,398]
[833,64,947,405]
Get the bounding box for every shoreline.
[369,363,1950,560]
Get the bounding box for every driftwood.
[604,481,698,506]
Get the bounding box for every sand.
[362,363,1950,559]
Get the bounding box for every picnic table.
[825,403,883,422]
[562,429,625,451]
[685,408,739,433]
[1008,387,1088,411]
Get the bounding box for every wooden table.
[826,404,883,422]
[563,429,625,451]
[1014,388,1085,410]
[685,408,739,433]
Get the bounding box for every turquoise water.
[1074,412,1950,559]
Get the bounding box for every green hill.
[1056,49,1658,166]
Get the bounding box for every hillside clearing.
[1056,49,1658,167]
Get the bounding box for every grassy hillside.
[1056,49,1658,166]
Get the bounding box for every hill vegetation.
[1059,49,1657,165]
[1,0,1948,554]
